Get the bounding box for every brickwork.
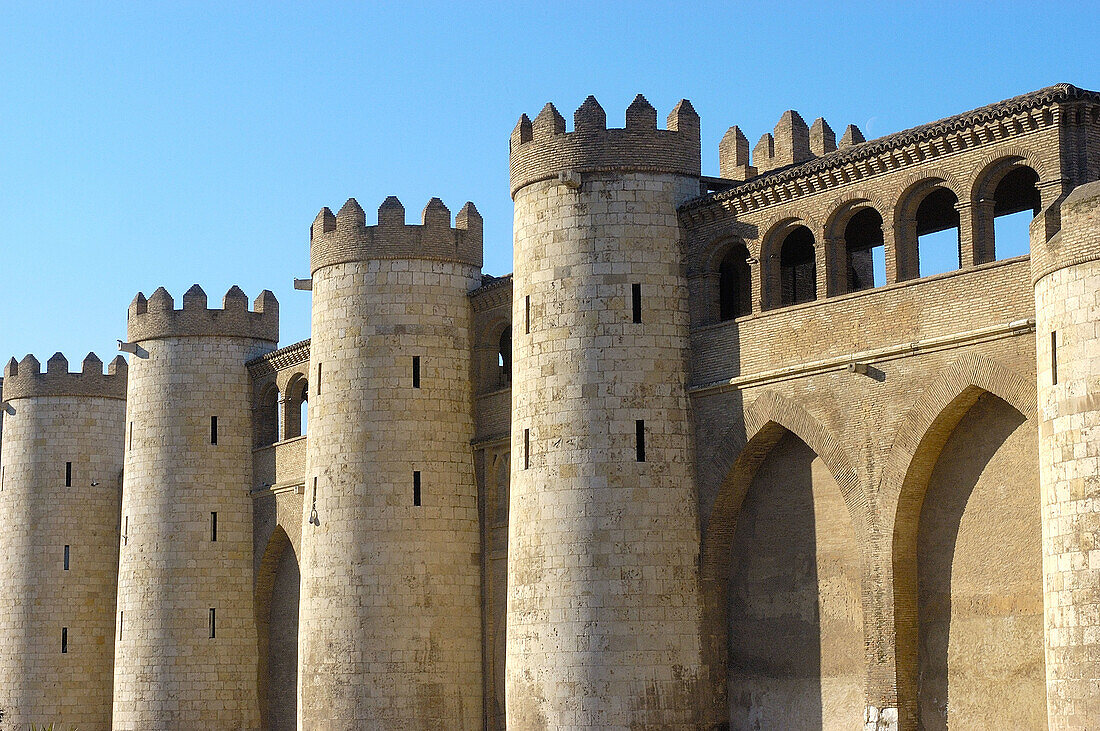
[298,198,483,728]
[1034,179,1100,728]
[112,287,275,730]
[0,355,124,729]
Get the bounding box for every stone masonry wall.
[298,256,483,728]
[0,393,124,729]
[509,171,707,728]
[113,335,270,729]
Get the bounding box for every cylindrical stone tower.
[1033,179,1100,728]
[298,196,484,727]
[507,95,708,728]
[112,285,278,730]
[0,352,126,729]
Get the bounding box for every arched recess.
[699,391,871,730]
[969,153,1046,263]
[824,198,890,295]
[884,353,1039,730]
[283,373,308,438]
[892,172,965,281]
[255,525,301,731]
[760,216,821,309]
[254,383,280,447]
[476,316,513,393]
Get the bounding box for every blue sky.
[1,1,1097,364]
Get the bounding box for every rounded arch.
[967,147,1056,204]
[824,193,891,241]
[282,372,309,439]
[475,315,514,393]
[760,214,821,309]
[254,382,281,447]
[881,352,1036,727]
[892,173,965,230]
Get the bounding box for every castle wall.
[113,286,276,730]
[0,365,124,729]
[298,199,483,727]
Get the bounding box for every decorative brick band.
[246,338,310,379]
[309,196,483,274]
[508,95,701,196]
[2,352,127,401]
[127,284,279,343]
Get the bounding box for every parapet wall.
[2,352,127,401]
[309,196,483,273]
[1031,179,1100,282]
[127,284,279,343]
[508,94,701,196]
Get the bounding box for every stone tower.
[298,196,484,726]
[507,95,708,727]
[0,353,126,729]
[112,285,277,729]
[1032,179,1100,728]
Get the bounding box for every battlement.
[733,110,858,177]
[508,94,701,196]
[2,351,127,401]
[309,196,483,273]
[126,285,279,343]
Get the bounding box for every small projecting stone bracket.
[558,170,582,189]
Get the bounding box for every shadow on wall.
[916,393,1045,730]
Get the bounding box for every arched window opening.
[844,208,885,292]
[719,244,752,320]
[284,376,308,439]
[915,188,960,278]
[498,327,512,385]
[779,226,816,306]
[255,386,280,447]
[991,166,1040,260]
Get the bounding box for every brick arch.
[823,189,892,240]
[881,351,1035,727]
[697,390,872,726]
[759,211,823,309]
[700,389,869,584]
[700,233,753,273]
[891,169,965,225]
[967,146,1055,204]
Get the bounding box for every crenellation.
[127,285,279,343]
[2,351,127,401]
[811,116,837,156]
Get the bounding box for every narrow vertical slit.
[64,545,70,571]
[413,471,422,507]
[412,356,421,388]
[129,422,133,450]
[119,611,123,640]
[211,512,218,542]
[525,295,531,334]
[317,363,322,394]
[524,428,530,470]
[65,461,72,487]
[631,283,642,324]
[123,516,128,546]
[210,416,218,445]
[61,627,68,654]
[636,419,646,462]
[209,608,216,638]
[1051,331,1058,385]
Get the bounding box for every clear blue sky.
[1,1,1096,365]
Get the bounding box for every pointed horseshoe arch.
[882,352,1036,726]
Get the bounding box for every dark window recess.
[123,516,128,546]
[412,356,421,388]
[631,283,642,323]
[64,545,70,571]
[65,461,72,487]
[211,512,218,542]
[210,416,218,445]
[209,608,216,638]
[413,471,422,507]
[524,428,530,470]
[119,611,123,639]
[317,363,322,394]
[636,420,646,462]
[129,422,133,450]
[1052,331,1058,385]
[525,295,531,334]
[62,627,68,653]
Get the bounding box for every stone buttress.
[112,285,277,730]
[298,196,484,727]
[506,95,709,728]
[0,353,126,729]
[1032,179,1100,729]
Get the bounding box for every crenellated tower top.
[508,94,701,197]
[309,196,483,273]
[126,285,279,343]
[2,351,127,401]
